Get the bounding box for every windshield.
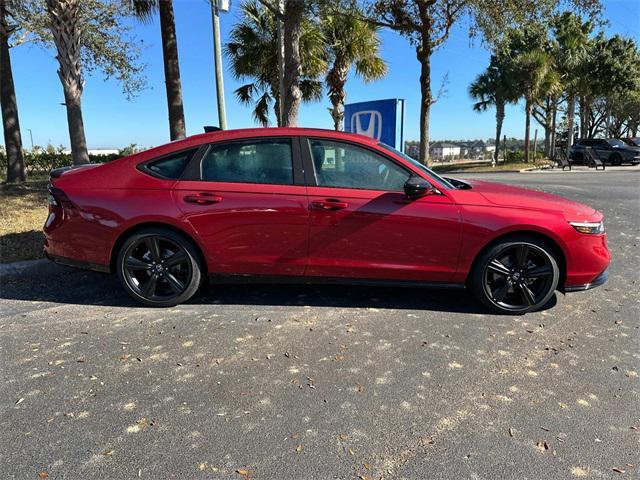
[378,143,455,190]
[607,139,626,147]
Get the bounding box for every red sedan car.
[44,128,610,314]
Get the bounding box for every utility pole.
[276,0,285,126]
[27,128,34,150]
[210,0,227,129]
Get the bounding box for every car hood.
[460,179,597,218]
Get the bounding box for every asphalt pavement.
[1,171,638,479]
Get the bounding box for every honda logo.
[351,110,383,140]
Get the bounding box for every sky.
[8,0,640,150]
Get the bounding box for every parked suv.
[570,138,640,165]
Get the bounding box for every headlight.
[569,220,605,234]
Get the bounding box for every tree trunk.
[550,100,557,160]
[543,98,551,157]
[494,100,504,166]
[276,0,285,126]
[0,4,25,182]
[579,95,589,139]
[566,93,575,158]
[47,0,89,165]
[159,0,186,140]
[327,62,347,131]
[416,45,432,166]
[282,0,303,127]
[524,98,531,163]
[62,87,88,165]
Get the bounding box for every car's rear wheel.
[117,228,202,307]
[470,236,560,314]
[609,154,622,166]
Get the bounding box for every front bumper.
[564,268,609,292]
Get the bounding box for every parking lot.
[1,171,638,479]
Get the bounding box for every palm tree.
[552,12,591,157]
[321,7,386,131]
[469,55,518,165]
[225,1,326,126]
[1,0,25,182]
[132,0,185,140]
[46,0,89,165]
[514,49,560,162]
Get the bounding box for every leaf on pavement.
[236,468,252,479]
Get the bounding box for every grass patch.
[1,180,49,263]
[432,159,553,174]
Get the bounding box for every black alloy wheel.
[117,228,202,307]
[471,237,560,314]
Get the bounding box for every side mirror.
[404,176,435,199]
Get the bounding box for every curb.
[0,258,69,279]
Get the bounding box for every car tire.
[469,236,560,315]
[609,154,622,166]
[116,227,203,307]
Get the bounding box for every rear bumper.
[564,268,608,292]
[45,253,111,273]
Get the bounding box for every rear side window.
[144,149,196,179]
[200,139,293,185]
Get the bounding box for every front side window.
[606,139,625,147]
[201,139,293,185]
[309,139,410,191]
[145,149,196,179]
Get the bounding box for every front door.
[304,139,461,282]
[173,137,309,276]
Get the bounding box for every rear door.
[302,138,461,282]
[172,137,309,276]
[593,140,611,161]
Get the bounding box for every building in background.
[430,142,461,161]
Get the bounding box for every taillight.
[48,185,74,209]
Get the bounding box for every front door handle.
[311,199,349,211]
[184,193,223,205]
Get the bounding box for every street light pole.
[210,0,227,129]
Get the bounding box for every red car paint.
[44,128,610,290]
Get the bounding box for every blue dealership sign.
[344,99,404,150]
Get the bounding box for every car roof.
[128,127,382,165]
[183,127,379,146]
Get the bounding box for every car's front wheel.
[116,228,202,307]
[470,236,560,314]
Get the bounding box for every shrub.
[505,150,546,162]
[0,149,121,178]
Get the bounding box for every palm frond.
[253,91,272,126]
[131,0,158,23]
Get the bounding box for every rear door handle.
[311,199,349,211]
[184,193,223,205]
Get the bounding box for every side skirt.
[207,273,466,290]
